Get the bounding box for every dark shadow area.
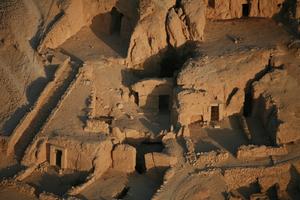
[208,0,215,8]
[194,140,219,153]
[242,3,250,17]
[247,92,282,146]
[266,185,279,200]
[237,182,260,199]
[0,164,24,180]
[286,165,300,199]
[114,186,130,199]
[159,95,170,113]
[243,65,272,117]
[226,87,239,106]
[273,0,299,37]
[125,167,167,200]
[27,170,88,196]
[133,142,164,174]
[160,42,199,78]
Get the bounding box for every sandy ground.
[199,18,292,57]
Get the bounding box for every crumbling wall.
[224,163,291,191]
[195,150,230,167]
[237,145,288,160]
[206,0,285,19]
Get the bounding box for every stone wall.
[224,163,291,190]
[206,0,285,19]
[237,145,288,160]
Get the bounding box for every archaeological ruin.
[1,0,300,199]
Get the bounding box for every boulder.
[181,0,206,41]
[112,144,136,173]
[166,8,190,48]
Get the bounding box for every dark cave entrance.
[110,7,123,35]
[208,0,215,8]
[243,88,253,117]
[211,106,220,122]
[133,91,139,106]
[55,149,62,168]
[242,3,250,17]
[159,95,170,113]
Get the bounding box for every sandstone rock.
[127,0,176,73]
[166,8,190,48]
[181,0,206,41]
[112,144,136,173]
[124,128,146,142]
[112,127,126,143]
[84,119,110,133]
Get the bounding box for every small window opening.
[55,149,62,168]
[159,95,170,112]
[211,106,220,122]
[110,7,123,35]
[242,4,250,17]
[208,0,215,8]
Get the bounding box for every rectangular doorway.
[55,149,62,168]
[242,4,250,17]
[211,106,219,122]
[159,95,170,112]
[110,7,123,35]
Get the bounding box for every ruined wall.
[237,145,288,160]
[224,163,291,191]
